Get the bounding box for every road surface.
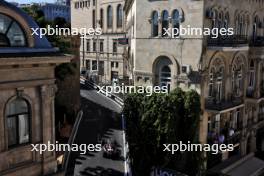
[66,83,125,176]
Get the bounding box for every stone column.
[40,84,57,175]
[256,59,261,98]
[240,134,247,155]
[250,130,257,153]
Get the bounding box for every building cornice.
[0,55,72,66]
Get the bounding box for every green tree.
[123,88,202,176]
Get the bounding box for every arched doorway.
[153,56,174,91]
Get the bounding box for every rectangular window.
[99,61,104,75]
[93,0,95,6]
[86,39,90,52]
[93,40,96,52]
[92,10,95,28]
[100,40,104,53]
[88,0,90,7]
[113,41,117,53]
[86,59,90,70]
[75,2,80,8]
[92,60,97,70]
[116,62,119,68]
[111,62,114,68]
[215,114,220,134]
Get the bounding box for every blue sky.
[7,0,55,3]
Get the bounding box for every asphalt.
[66,83,124,176]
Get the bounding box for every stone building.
[124,0,264,172]
[40,3,70,22]
[71,0,127,83]
[0,0,71,175]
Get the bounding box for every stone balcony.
[205,97,244,112]
[250,36,264,47]
[207,35,248,47]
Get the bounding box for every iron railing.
[207,35,248,47]
[205,97,243,111]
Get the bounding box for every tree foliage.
[123,88,202,175]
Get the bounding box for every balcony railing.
[250,36,264,47]
[205,97,243,111]
[207,129,241,145]
[207,35,248,47]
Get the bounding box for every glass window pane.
[7,117,17,146]
[107,6,113,28]
[6,98,28,116]
[18,114,29,144]
[0,14,12,33]
[7,22,26,47]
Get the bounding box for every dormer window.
[0,13,26,47]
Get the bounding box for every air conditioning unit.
[182,65,192,75]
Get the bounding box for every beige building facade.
[0,1,71,175]
[71,0,127,83]
[124,0,264,170]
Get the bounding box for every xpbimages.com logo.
[163,26,234,38]
[31,25,102,38]
[31,141,101,154]
[97,84,168,97]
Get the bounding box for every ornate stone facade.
[71,0,127,83]
[0,1,72,175]
[124,0,264,169]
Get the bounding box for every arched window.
[6,98,30,147]
[224,12,229,30]
[244,15,249,36]
[151,11,159,37]
[218,12,223,29]
[0,13,26,47]
[253,16,259,39]
[208,68,215,97]
[172,10,180,37]
[100,8,104,28]
[208,58,225,102]
[232,59,243,96]
[107,5,113,28]
[160,65,171,91]
[92,9,95,28]
[161,10,169,37]
[239,15,244,36]
[212,10,218,29]
[249,60,255,88]
[117,4,123,28]
[216,67,224,101]
[235,15,240,35]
